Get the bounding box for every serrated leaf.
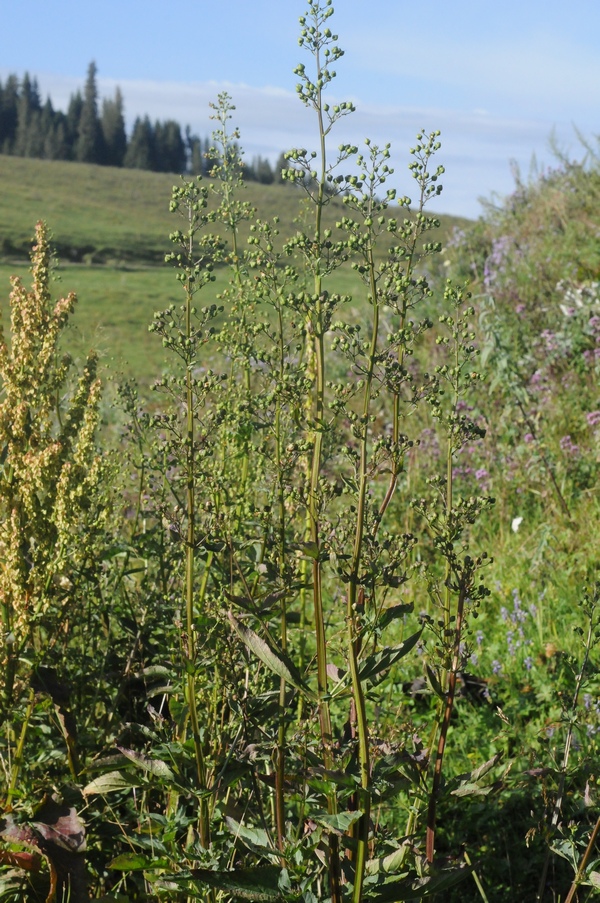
[117,746,175,780]
[359,630,423,684]
[83,770,143,796]
[109,853,171,871]
[228,612,314,699]
[189,866,283,901]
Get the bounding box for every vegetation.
[0,154,465,386]
[1,62,288,185]
[0,3,599,902]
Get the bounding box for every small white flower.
[511,516,523,533]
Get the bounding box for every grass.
[0,155,468,388]
[0,155,468,265]
[0,260,377,386]
[2,44,600,902]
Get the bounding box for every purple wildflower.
[586,411,600,427]
[559,435,579,457]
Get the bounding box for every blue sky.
[1,0,598,218]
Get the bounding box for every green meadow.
[0,154,467,384]
[1,13,600,900]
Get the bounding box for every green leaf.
[117,746,175,781]
[588,870,600,888]
[377,604,414,630]
[450,782,494,798]
[312,810,363,835]
[83,770,143,796]
[365,847,408,876]
[225,818,278,861]
[364,861,471,901]
[359,630,423,684]
[109,853,171,871]
[228,612,314,699]
[292,541,320,560]
[451,752,503,794]
[189,866,283,901]
[426,664,446,700]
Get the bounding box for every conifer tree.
[186,127,204,175]
[66,90,83,157]
[124,116,156,170]
[14,73,41,157]
[76,61,104,164]
[39,98,56,159]
[0,76,19,153]
[274,151,287,183]
[154,119,186,172]
[254,154,274,184]
[101,87,127,167]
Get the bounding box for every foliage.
[0,5,599,903]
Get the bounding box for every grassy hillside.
[0,155,469,384]
[0,155,468,263]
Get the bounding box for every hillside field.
[0,155,468,383]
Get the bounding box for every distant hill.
[0,155,470,266]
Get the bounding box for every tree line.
[0,62,285,182]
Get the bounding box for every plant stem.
[275,304,288,854]
[346,244,380,901]
[5,689,35,809]
[183,212,210,851]
[306,37,341,903]
[426,336,458,864]
[564,815,600,903]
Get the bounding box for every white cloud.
[0,68,586,219]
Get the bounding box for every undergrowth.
[0,3,599,902]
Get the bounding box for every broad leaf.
[364,861,471,900]
[378,604,414,630]
[83,770,143,796]
[189,866,283,901]
[228,612,314,698]
[312,810,363,835]
[451,782,495,798]
[117,746,175,780]
[225,817,278,861]
[449,752,504,797]
[365,847,408,876]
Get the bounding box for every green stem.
[426,337,458,864]
[5,689,35,809]
[275,305,288,854]
[306,40,341,903]
[183,218,210,850]
[347,245,379,901]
